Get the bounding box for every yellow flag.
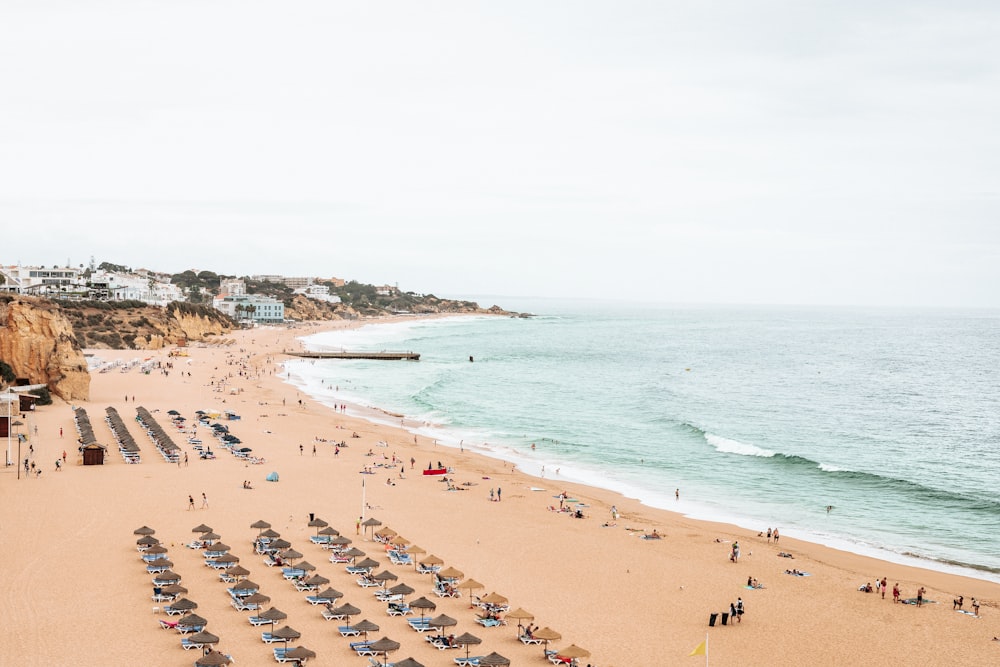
[689,640,707,656]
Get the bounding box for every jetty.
[284,350,420,361]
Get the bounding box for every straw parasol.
[191,524,213,533]
[557,644,591,663]
[350,618,380,640]
[227,564,250,580]
[375,527,398,539]
[195,650,232,666]
[259,607,288,628]
[390,535,410,547]
[459,579,485,595]
[407,545,426,569]
[269,538,291,550]
[453,631,482,661]
[146,557,173,568]
[153,570,181,584]
[161,583,188,596]
[419,554,443,567]
[477,653,511,666]
[356,557,380,571]
[308,517,329,529]
[330,602,360,622]
[137,535,159,546]
[372,570,398,585]
[342,547,366,562]
[505,607,534,632]
[177,613,208,629]
[318,526,339,536]
[388,583,415,598]
[168,597,198,612]
[284,646,316,662]
[250,519,271,532]
[369,637,401,666]
[429,613,458,631]
[409,596,436,620]
[144,544,168,555]
[438,566,464,580]
[481,592,508,606]
[296,560,317,572]
[394,659,424,667]
[200,532,221,543]
[302,573,328,587]
[531,627,562,655]
[186,630,220,646]
[329,535,351,547]
[314,587,343,601]
[361,517,382,537]
[243,592,271,607]
[134,526,156,535]
[261,528,281,539]
[206,541,230,552]
[213,553,240,566]
[234,579,260,592]
[279,548,303,562]
[270,625,302,646]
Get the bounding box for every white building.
[0,265,82,294]
[294,283,341,304]
[220,279,246,297]
[213,294,285,324]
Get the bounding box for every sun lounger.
[232,598,258,611]
[416,563,440,575]
[454,657,483,667]
[152,592,175,603]
[321,609,346,621]
[295,581,320,592]
[248,615,271,626]
[345,565,371,575]
[339,626,361,636]
[428,635,460,650]
[273,646,290,663]
[305,595,331,605]
[176,624,205,634]
[309,535,332,544]
[164,604,190,616]
[369,658,395,667]
[520,634,543,644]
[180,637,207,651]
[158,619,178,630]
[357,577,381,588]
[387,550,412,565]
[386,603,412,616]
[329,553,351,563]
[282,567,306,579]
[474,617,505,628]
[374,590,402,602]
[407,618,434,632]
[354,644,377,656]
[261,631,284,643]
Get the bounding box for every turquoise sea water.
[282,299,1000,583]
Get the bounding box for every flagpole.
[705,632,709,667]
[361,476,366,523]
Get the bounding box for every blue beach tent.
[266,471,279,482]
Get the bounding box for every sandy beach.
[2,318,998,667]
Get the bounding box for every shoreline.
[3,317,999,665]
[286,317,1000,587]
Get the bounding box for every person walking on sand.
[892,583,900,603]
[772,528,779,543]
[497,487,502,502]
[312,444,316,456]
[59,427,63,438]
[736,597,744,622]
[201,492,209,509]
[490,488,495,502]
[62,450,66,463]
[880,577,887,599]
[188,495,195,510]
[356,516,361,535]
[299,444,303,455]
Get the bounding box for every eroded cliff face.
[60,301,234,350]
[0,296,90,401]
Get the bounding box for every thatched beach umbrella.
[213,553,240,566]
[481,592,508,607]
[169,597,198,612]
[177,613,208,629]
[361,517,382,537]
[234,579,260,593]
[453,632,482,661]
[161,583,188,597]
[302,573,328,587]
[154,570,182,585]
[556,644,591,663]
[200,532,221,543]
[531,627,562,656]
[318,526,339,537]
[458,578,484,596]
[506,607,534,632]
[394,659,424,667]
[279,548,303,563]
[349,618,380,640]
[134,525,156,536]
[409,596,436,620]
[137,535,159,546]
[250,519,271,533]
[243,592,271,607]
[369,636,401,666]
[195,650,232,666]
[356,557,380,571]
[438,566,464,581]
[477,652,511,666]
[429,613,458,632]
[227,564,250,580]
[144,544,168,555]
[284,646,316,663]
[206,542,230,553]
[187,630,220,646]
[419,554,443,567]
[191,524,213,534]
[329,535,351,547]
[314,587,343,601]
[388,583,415,598]
[330,602,360,622]
[146,557,173,568]
[270,538,291,550]
[374,527,397,540]
[407,545,426,569]
[308,517,329,529]
[372,570,398,586]
[259,607,287,628]
[342,547,366,561]
[261,528,281,539]
[390,535,410,547]
[270,625,302,647]
[295,560,316,572]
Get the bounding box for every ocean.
[281,299,1000,583]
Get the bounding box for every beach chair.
[158,619,178,630]
[295,580,320,592]
[164,604,190,616]
[416,563,440,575]
[474,617,504,628]
[520,634,543,644]
[345,565,371,575]
[180,637,206,651]
[374,590,402,602]
[309,535,332,545]
[304,595,330,605]
[339,626,361,637]
[273,646,291,663]
[329,553,351,563]
[354,644,377,657]
[321,608,346,621]
[407,618,434,632]
[282,567,306,580]
[454,658,483,667]
[176,624,205,634]
[248,614,271,626]
[231,598,257,611]
[356,577,381,588]
[370,658,395,667]
[386,603,412,616]
[261,631,283,643]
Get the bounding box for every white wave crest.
[705,433,775,458]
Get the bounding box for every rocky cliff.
[60,300,233,350]
[0,296,91,401]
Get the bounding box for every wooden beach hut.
[82,442,107,465]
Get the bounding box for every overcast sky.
[2,1,998,307]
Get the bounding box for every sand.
[2,318,998,667]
